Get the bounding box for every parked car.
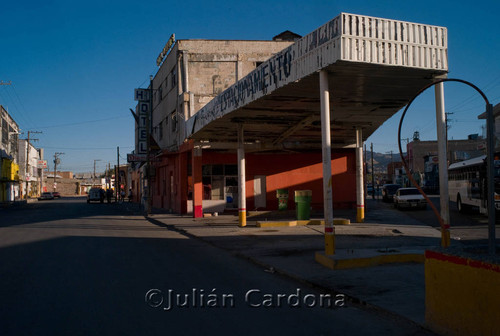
[52,191,61,198]
[366,184,382,197]
[382,184,401,202]
[38,192,54,200]
[87,188,104,203]
[367,184,374,196]
[394,187,426,210]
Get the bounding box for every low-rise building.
[0,105,20,202]
[18,140,44,198]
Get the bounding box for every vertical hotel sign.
[134,89,150,155]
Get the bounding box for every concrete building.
[130,13,449,221]
[131,36,298,211]
[0,105,20,202]
[406,136,485,190]
[17,140,44,198]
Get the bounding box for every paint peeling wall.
[151,40,293,152]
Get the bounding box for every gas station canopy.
[186,13,448,149]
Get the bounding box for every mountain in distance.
[366,151,406,174]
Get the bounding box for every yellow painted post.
[441,228,450,247]
[237,124,246,227]
[355,127,365,223]
[325,227,335,255]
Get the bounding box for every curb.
[257,218,350,227]
[315,250,425,270]
[144,215,432,333]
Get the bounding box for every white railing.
[340,13,448,70]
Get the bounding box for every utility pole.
[371,143,375,200]
[53,152,64,192]
[23,131,42,199]
[107,163,111,189]
[364,144,367,198]
[116,147,120,201]
[146,75,153,214]
[93,159,101,186]
[387,150,394,183]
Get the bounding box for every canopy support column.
[320,70,335,255]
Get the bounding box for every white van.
[87,188,103,203]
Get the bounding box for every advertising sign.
[37,160,47,169]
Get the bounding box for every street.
[0,198,433,336]
[371,195,499,242]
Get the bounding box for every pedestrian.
[106,189,112,203]
[128,188,133,202]
[120,190,125,203]
[99,188,105,203]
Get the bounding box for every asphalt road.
[0,197,433,336]
[370,195,499,242]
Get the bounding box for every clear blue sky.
[1,0,499,172]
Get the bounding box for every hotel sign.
[127,154,160,163]
[134,89,150,156]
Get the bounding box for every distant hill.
[366,151,406,173]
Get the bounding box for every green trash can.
[276,189,289,211]
[295,190,312,220]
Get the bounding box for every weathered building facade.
[0,105,20,202]
[131,13,449,219]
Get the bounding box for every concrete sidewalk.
[126,199,460,329]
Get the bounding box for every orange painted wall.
[150,149,356,213]
[201,149,356,210]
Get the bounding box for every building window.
[171,68,177,88]
[201,164,238,202]
[158,84,163,102]
[1,118,8,145]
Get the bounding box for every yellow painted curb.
[315,251,424,270]
[257,221,297,227]
[333,218,350,225]
[257,219,351,228]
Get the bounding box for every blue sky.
[1,0,499,172]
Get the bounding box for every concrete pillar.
[237,124,247,227]
[319,70,335,255]
[355,127,365,223]
[192,147,203,218]
[434,82,450,247]
[179,152,188,214]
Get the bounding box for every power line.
[10,83,36,129]
[0,85,33,129]
[32,115,130,130]
[41,146,134,150]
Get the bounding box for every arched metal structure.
[397,78,495,252]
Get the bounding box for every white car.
[394,188,427,210]
[38,192,54,200]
